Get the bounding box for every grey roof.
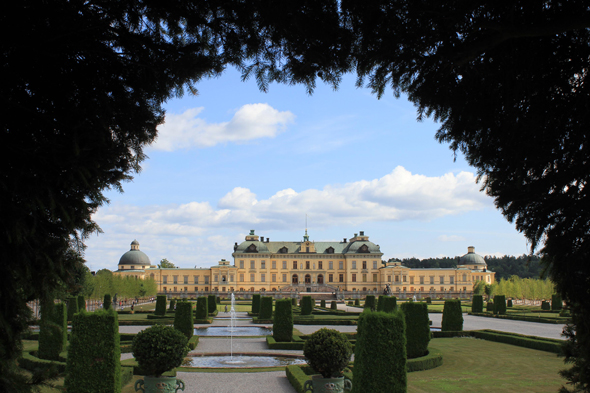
[233,239,381,255]
[118,249,151,266]
[458,251,486,266]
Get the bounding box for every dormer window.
[246,244,258,253]
[326,246,334,254]
[358,244,370,253]
[279,246,288,254]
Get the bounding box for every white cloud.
[438,235,467,242]
[152,104,295,151]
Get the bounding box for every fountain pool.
[184,354,306,368]
[194,326,272,336]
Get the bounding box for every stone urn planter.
[303,328,353,393]
[132,325,189,393]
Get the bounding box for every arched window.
[271,288,277,291]
[305,274,311,284]
[292,274,298,284]
[317,274,324,284]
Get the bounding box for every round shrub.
[304,328,352,378]
[132,324,189,377]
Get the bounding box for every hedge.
[252,294,261,314]
[67,296,79,322]
[364,295,376,311]
[352,310,406,393]
[208,295,217,314]
[65,309,121,393]
[541,301,551,310]
[486,301,494,312]
[471,330,563,354]
[425,297,432,304]
[494,295,507,315]
[507,299,513,308]
[77,295,86,311]
[273,299,293,342]
[195,297,209,320]
[320,299,326,308]
[552,294,563,311]
[382,296,397,313]
[155,295,167,315]
[174,301,194,339]
[104,294,112,310]
[301,296,313,316]
[442,300,463,331]
[331,301,338,310]
[292,298,298,306]
[401,302,430,359]
[472,295,484,313]
[169,299,176,311]
[267,335,303,350]
[355,299,360,307]
[377,296,386,311]
[38,300,67,360]
[260,297,274,320]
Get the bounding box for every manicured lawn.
[408,338,565,393]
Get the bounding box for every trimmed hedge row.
[260,297,273,320]
[155,295,167,315]
[267,335,305,350]
[67,296,79,322]
[196,296,209,320]
[273,299,293,342]
[301,296,313,316]
[468,312,567,324]
[252,294,261,314]
[401,302,430,359]
[486,302,494,312]
[442,300,463,331]
[552,294,563,311]
[169,299,176,311]
[77,295,86,311]
[406,350,443,372]
[352,310,406,393]
[364,295,376,311]
[174,301,194,339]
[494,295,507,315]
[331,301,338,310]
[66,309,121,393]
[104,294,112,310]
[38,301,67,360]
[208,295,217,314]
[472,295,484,313]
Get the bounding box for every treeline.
[86,269,157,300]
[389,254,544,281]
[474,276,555,301]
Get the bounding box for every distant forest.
[387,255,545,281]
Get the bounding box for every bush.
[320,299,326,308]
[425,297,432,304]
[292,298,298,306]
[355,299,360,306]
[77,295,86,311]
[303,328,352,378]
[507,299,513,308]
[541,300,551,310]
[169,299,176,311]
[104,294,112,310]
[273,299,293,342]
[38,300,67,360]
[377,295,386,311]
[472,295,484,313]
[442,300,463,331]
[301,296,313,316]
[352,310,406,393]
[382,296,397,313]
[216,296,221,304]
[494,295,507,315]
[486,301,494,312]
[331,301,337,310]
[364,295,376,311]
[65,309,121,392]
[155,295,167,315]
[132,324,189,377]
[208,295,217,314]
[401,302,430,359]
[252,294,261,314]
[551,294,563,311]
[67,297,79,322]
[195,297,208,319]
[259,297,273,320]
[173,301,194,339]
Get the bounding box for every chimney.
[343,238,347,243]
[360,231,365,236]
[468,246,475,253]
[267,238,270,243]
[261,236,264,242]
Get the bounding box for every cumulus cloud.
[152,104,295,151]
[93,166,491,237]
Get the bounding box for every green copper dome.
[458,246,486,266]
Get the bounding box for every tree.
[158,259,176,269]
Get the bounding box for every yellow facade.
[114,233,494,297]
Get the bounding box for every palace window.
[362,261,367,269]
[373,274,378,282]
[173,275,178,284]
[395,275,399,282]
[272,274,276,282]
[163,276,168,284]
[329,274,333,282]
[329,261,333,270]
[450,276,454,284]
[373,261,378,269]
[318,261,323,270]
[326,246,334,254]
[261,260,266,269]
[293,261,297,269]
[339,261,344,270]
[272,261,276,269]
[279,246,288,253]
[362,274,367,282]
[282,274,287,282]
[358,244,369,253]
[440,287,444,292]
[339,274,344,282]
[174,287,177,292]
[352,261,357,269]
[430,276,434,284]
[240,274,244,282]
[283,261,287,269]
[240,260,244,269]
[410,277,414,284]
[292,274,298,284]
[193,276,199,284]
[194,287,198,292]
[183,276,188,284]
[204,276,209,284]
[419,276,424,285]
[229,275,234,282]
[250,260,256,269]
[388,275,392,282]
[440,276,445,284]
[318,274,324,284]
[403,276,407,282]
[246,244,257,252]
[261,274,265,282]
[352,274,357,282]
[306,261,310,269]
[214,275,218,282]
[221,275,226,282]
[250,274,255,282]
[462,274,467,282]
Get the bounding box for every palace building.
[114,230,495,297]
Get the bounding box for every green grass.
[408,338,565,392]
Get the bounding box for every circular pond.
[194,326,272,336]
[185,355,306,368]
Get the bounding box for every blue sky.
[84,68,530,272]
